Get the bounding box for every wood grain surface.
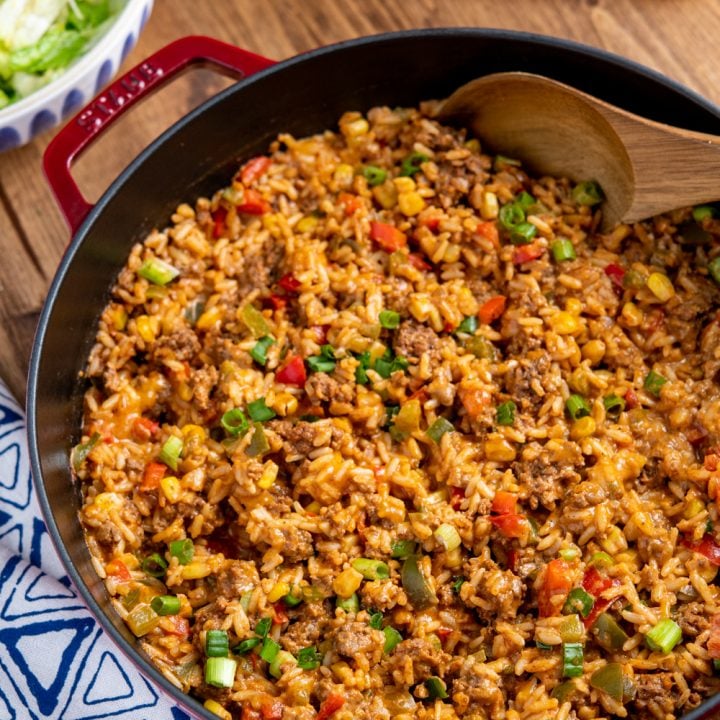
[1,0,719,403]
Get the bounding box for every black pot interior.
[28,28,720,719]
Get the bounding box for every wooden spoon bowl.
[440,72,720,228]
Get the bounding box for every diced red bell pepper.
[278,273,301,293]
[106,559,131,581]
[141,461,166,491]
[212,207,227,239]
[408,253,431,271]
[132,416,159,442]
[476,220,500,248]
[582,566,613,596]
[370,221,407,252]
[491,490,518,516]
[436,627,452,641]
[624,388,639,410]
[708,615,720,658]
[705,452,720,472]
[311,325,330,344]
[604,262,626,288]
[490,513,527,538]
[275,355,307,386]
[272,602,289,625]
[420,215,441,231]
[512,241,544,265]
[159,615,190,638]
[450,486,465,510]
[507,548,518,573]
[242,706,262,720]
[478,295,507,325]
[537,558,572,617]
[317,694,345,720]
[240,156,271,185]
[259,699,284,720]
[682,534,720,566]
[267,294,287,310]
[339,192,363,216]
[237,188,271,215]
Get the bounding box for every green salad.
[0,0,124,109]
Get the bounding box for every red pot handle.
[43,35,276,234]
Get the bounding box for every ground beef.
[279,525,314,563]
[268,419,318,456]
[281,602,328,655]
[512,450,581,510]
[359,579,407,612]
[386,637,451,684]
[332,622,385,662]
[674,601,710,637]
[450,661,505,717]
[304,373,353,404]
[393,321,441,363]
[633,673,683,717]
[241,239,285,292]
[94,523,121,550]
[461,559,525,620]
[152,326,201,363]
[215,560,259,599]
[502,352,554,413]
[190,364,219,410]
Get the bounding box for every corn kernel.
[109,306,128,331]
[372,182,397,209]
[333,163,354,188]
[333,567,363,598]
[296,215,319,233]
[621,302,643,327]
[160,475,182,503]
[272,392,298,417]
[582,339,606,365]
[484,436,517,462]
[549,311,582,335]
[331,661,353,683]
[684,497,705,520]
[570,416,596,440]
[444,547,463,569]
[267,580,290,603]
[464,138,481,153]
[196,305,223,330]
[177,382,193,402]
[343,118,369,137]
[393,177,416,193]
[398,191,426,217]
[566,298,583,315]
[258,460,279,490]
[443,242,461,264]
[182,561,212,580]
[204,699,232,720]
[305,501,322,515]
[480,190,499,220]
[135,315,158,343]
[647,272,675,302]
[181,424,207,442]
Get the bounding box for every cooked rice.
[74,101,720,719]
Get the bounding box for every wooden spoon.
[439,72,720,229]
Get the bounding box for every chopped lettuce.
[0,0,122,108]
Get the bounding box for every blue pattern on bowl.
[120,33,136,64]
[61,89,84,119]
[30,110,57,137]
[0,128,21,152]
[95,59,114,94]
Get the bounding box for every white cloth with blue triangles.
[0,382,191,720]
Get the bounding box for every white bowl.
[0,0,154,152]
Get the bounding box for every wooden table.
[1,0,719,404]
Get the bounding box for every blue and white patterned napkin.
[0,381,191,720]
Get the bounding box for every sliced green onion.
[354,350,371,385]
[205,656,237,688]
[434,523,461,552]
[566,394,591,420]
[150,595,180,616]
[336,593,360,613]
[510,221,537,245]
[296,645,322,670]
[400,151,429,177]
[352,558,390,580]
[456,315,478,334]
[254,617,272,637]
[515,191,535,210]
[401,554,437,609]
[306,344,336,373]
[391,539,416,559]
[562,642,584,678]
[496,400,516,426]
[246,423,270,458]
[221,408,249,437]
[240,304,270,338]
[714,659,720,673]
[250,336,275,366]
[284,590,303,607]
[572,180,604,206]
[363,165,387,186]
[247,398,276,422]
[590,662,624,701]
[558,547,579,562]
[158,435,183,471]
[693,205,715,221]
[138,258,180,285]
[383,625,402,653]
[592,612,629,651]
[373,347,409,379]
[369,612,384,630]
[206,629,229,657]
[563,588,594,618]
[644,370,667,397]
[142,553,167,578]
[269,650,296,678]
[233,636,262,654]
[452,576,466,594]
[551,238,577,262]
[379,310,401,329]
[169,538,194,565]
[590,551,615,569]
[645,618,682,654]
[466,335,496,360]
[602,394,626,417]
[260,636,280,663]
[426,417,454,443]
[425,676,449,700]
[709,257,720,285]
[71,432,101,471]
[498,203,525,231]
